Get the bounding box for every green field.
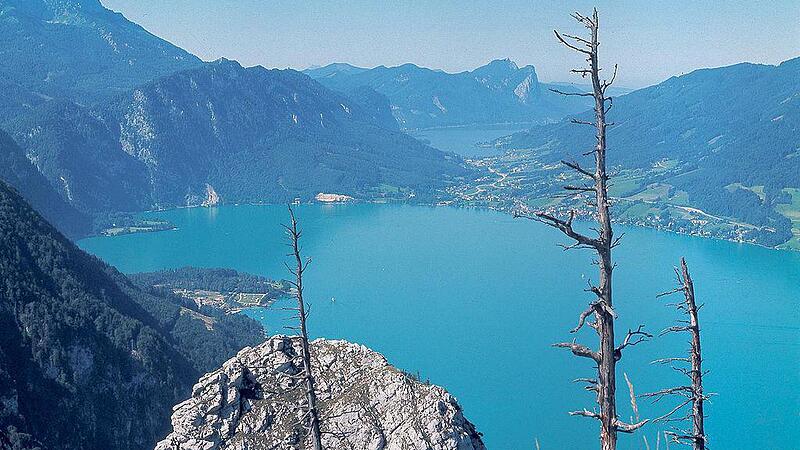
[726,183,766,201]
[607,174,643,197]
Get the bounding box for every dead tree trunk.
[517,9,648,450]
[285,206,324,450]
[683,260,705,450]
[645,258,708,450]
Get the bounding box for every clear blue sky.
[101,0,799,88]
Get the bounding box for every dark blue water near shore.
[79,204,800,449]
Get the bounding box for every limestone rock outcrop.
[155,336,486,450]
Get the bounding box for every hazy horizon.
[100,0,799,89]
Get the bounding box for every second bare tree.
[285,206,324,450]
[645,258,708,450]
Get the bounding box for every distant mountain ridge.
[98,58,464,206]
[303,62,369,79]
[304,59,596,129]
[2,0,794,252]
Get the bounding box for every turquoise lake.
[79,204,800,450]
[410,123,529,157]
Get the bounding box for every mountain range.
[6,59,468,214]
[0,1,798,449]
[0,0,473,238]
[304,59,626,129]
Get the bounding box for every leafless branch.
[616,419,649,433]
[554,30,592,55]
[616,325,652,356]
[550,87,594,97]
[571,302,600,333]
[553,340,600,362]
[562,160,597,180]
[570,409,602,420]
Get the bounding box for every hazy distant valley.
[442,58,800,249]
[308,58,800,248]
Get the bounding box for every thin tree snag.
[616,373,649,434]
[645,258,708,450]
[285,206,324,450]
[516,9,649,450]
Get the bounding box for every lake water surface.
[79,204,800,450]
[410,123,529,157]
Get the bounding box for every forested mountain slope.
[0,129,89,238]
[100,59,466,206]
[0,181,265,450]
[6,59,469,214]
[6,100,150,214]
[455,58,800,247]
[0,0,201,111]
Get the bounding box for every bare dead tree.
[284,205,324,450]
[515,9,648,449]
[643,258,708,450]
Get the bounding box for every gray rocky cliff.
[155,335,486,450]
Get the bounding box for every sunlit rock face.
[155,336,487,450]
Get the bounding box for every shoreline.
[403,121,537,133]
[85,199,798,254]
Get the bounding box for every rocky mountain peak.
[490,57,519,70]
[472,58,522,79]
[471,58,539,98]
[155,335,486,450]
